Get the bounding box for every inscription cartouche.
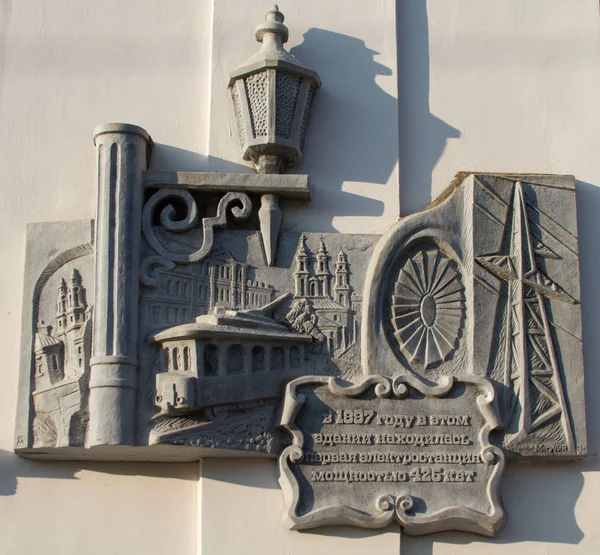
[278,374,506,535]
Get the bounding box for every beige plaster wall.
[0,1,598,554]
[0,1,209,554]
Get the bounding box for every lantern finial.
[255,6,288,45]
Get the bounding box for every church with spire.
[32,268,92,447]
[292,235,359,355]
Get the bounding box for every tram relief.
[14,6,586,539]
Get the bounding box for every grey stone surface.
[12,123,587,555]
[142,189,253,264]
[278,374,505,535]
[362,173,586,459]
[143,171,311,200]
[88,123,152,447]
[140,231,374,451]
[16,166,586,469]
[15,220,94,451]
[258,193,282,266]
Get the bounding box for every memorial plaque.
[13,4,587,543]
[278,374,506,535]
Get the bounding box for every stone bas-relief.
[278,375,505,535]
[142,232,372,450]
[13,5,586,540]
[32,269,92,447]
[17,171,584,465]
[363,173,586,460]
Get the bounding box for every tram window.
[251,346,265,372]
[271,347,284,370]
[204,344,219,376]
[226,344,244,374]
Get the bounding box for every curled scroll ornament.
[142,189,252,264]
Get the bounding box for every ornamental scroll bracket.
[142,189,253,264]
[141,171,312,269]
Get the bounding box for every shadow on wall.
[0,448,197,497]
[151,144,209,173]
[202,454,591,548]
[396,0,460,216]
[204,458,401,540]
[402,464,585,554]
[150,144,251,174]
[402,180,600,553]
[154,27,398,232]
[576,181,600,473]
[288,28,392,230]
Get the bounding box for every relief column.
[88,123,152,446]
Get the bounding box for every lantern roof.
[229,5,321,88]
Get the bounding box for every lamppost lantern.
[229,5,321,175]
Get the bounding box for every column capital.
[93,123,153,146]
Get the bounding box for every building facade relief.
[14,5,586,541]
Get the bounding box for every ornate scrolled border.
[278,374,506,536]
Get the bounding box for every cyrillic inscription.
[314,432,472,447]
[278,375,505,535]
[310,468,477,483]
[323,411,471,427]
[304,451,483,465]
